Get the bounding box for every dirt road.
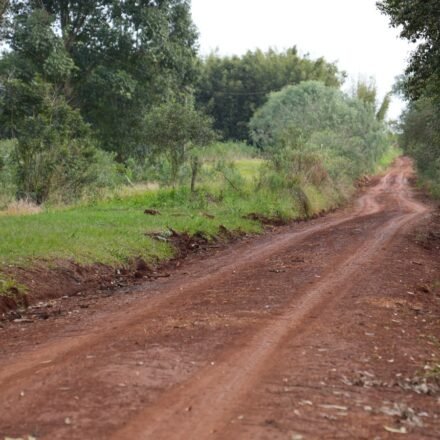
[1,157,440,439]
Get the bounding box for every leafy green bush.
[400,97,440,193]
[250,81,389,181]
[0,77,123,205]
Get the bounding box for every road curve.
[0,157,433,439]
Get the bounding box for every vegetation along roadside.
[0,1,400,313]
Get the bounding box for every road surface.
[1,157,439,439]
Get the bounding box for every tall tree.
[4,0,199,159]
[377,0,440,101]
[196,48,343,141]
[378,1,440,193]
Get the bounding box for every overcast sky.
[191,0,413,120]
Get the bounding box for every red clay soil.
[1,157,440,439]
[0,218,243,316]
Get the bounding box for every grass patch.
[0,142,391,269]
[0,186,264,266]
[0,175,343,268]
[234,159,265,181]
[376,146,403,172]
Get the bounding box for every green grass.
[376,146,403,172]
[0,143,395,269]
[234,159,265,181]
[0,274,27,300]
[0,186,266,266]
[0,176,344,267]
[0,174,339,267]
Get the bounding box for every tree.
[145,99,217,189]
[4,77,104,203]
[196,48,343,141]
[355,78,377,106]
[399,98,440,180]
[376,92,391,122]
[249,81,389,178]
[354,78,391,121]
[4,0,199,159]
[378,0,440,193]
[377,0,440,101]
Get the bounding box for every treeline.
[0,0,201,204]
[196,48,342,141]
[378,0,440,196]
[0,0,392,207]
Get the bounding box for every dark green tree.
[4,0,199,159]
[145,98,217,189]
[3,77,104,203]
[378,0,440,193]
[377,0,440,101]
[196,48,343,141]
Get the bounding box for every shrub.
[3,79,122,204]
[250,81,389,180]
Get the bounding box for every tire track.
[113,182,426,440]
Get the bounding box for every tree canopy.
[378,0,440,194]
[377,0,440,101]
[196,48,343,141]
[2,0,199,159]
[250,81,389,178]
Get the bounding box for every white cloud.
[191,0,413,119]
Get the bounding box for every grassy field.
[375,146,402,172]
[0,146,400,269]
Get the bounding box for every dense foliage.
[196,48,343,141]
[378,0,440,195]
[144,99,217,189]
[250,81,389,181]
[377,0,440,101]
[0,0,205,202]
[399,98,440,195]
[0,1,392,208]
[2,0,198,159]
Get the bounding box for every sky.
[191,0,414,120]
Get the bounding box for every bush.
[250,81,389,180]
[145,99,217,188]
[3,79,122,204]
[400,97,440,194]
